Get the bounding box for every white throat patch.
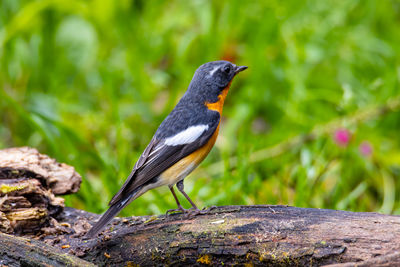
[164,125,209,146]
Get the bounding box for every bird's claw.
[166,207,185,216]
[166,206,212,218]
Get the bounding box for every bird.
[86,60,247,238]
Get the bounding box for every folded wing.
[109,118,219,206]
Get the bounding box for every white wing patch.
[164,125,209,146]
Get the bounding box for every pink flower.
[359,141,373,157]
[334,129,351,147]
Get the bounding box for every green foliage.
[1,0,399,215]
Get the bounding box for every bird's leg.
[176,180,199,211]
[166,186,185,215]
[170,186,184,209]
[167,181,209,216]
[176,181,216,214]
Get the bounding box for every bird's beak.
[235,65,248,74]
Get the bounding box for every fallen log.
[0,205,397,266]
[63,205,400,266]
[1,147,400,266]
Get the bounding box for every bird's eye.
[222,64,231,74]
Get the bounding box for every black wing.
[109,117,220,206]
[86,117,219,238]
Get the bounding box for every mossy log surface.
[25,205,399,266]
[1,147,400,266]
[0,202,399,266]
[0,231,95,266]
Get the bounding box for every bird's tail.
[85,191,136,238]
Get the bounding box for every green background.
[1,0,400,216]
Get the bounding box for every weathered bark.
[29,205,399,266]
[0,147,81,195]
[0,231,95,266]
[1,205,400,266]
[1,147,400,266]
[0,147,81,233]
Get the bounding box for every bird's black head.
[185,60,247,104]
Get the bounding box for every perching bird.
[86,60,247,238]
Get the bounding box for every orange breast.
[160,84,231,186]
[205,82,232,114]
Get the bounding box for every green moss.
[0,184,26,194]
[144,216,159,224]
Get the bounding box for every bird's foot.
[183,207,205,218]
[183,206,218,217]
[203,205,217,211]
[166,206,185,216]
[166,206,208,218]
